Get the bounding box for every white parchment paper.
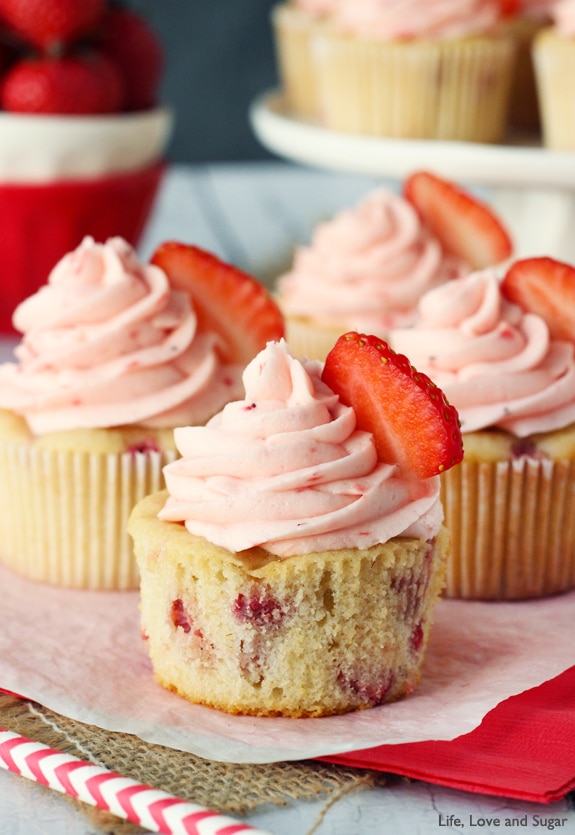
[0,562,574,764]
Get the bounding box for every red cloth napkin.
[317,665,575,803]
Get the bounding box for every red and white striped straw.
[0,728,274,835]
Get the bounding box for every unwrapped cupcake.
[0,236,284,589]
[390,256,575,600]
[306,0,516,142]
[276,170,513,360]
[129,334,463,718]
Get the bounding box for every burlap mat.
[0,693,387,834]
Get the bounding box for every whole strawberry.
[96,7,163,111]
[0,0,106,49]
[1,51,125,115]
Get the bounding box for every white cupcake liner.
[0,441,177,589]
[441,457,575,600]
[533,28,575,151]
[314,31,516,142]
[272,4,323,120]
[284,315,348,361]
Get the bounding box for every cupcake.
[271,0,336,120]
[128,334,463,718]
[276,171,513,361]
[0,237,284,589]
[0,3,171,335]
[309,0,516,142]
[532,0,575,150]
[500,0,552,132]
[390,256,575,600]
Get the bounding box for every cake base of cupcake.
[130,491,449,718]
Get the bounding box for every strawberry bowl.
[0,0,171,333]
[0,106,173,335]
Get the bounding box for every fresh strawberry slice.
[321,332,463,479]
[501,256,575,342]
[151,241,284,365]
[404,170,513,270]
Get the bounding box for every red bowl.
[0,161,165,335]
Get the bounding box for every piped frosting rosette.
[0,237,243,589]
[390,268,575,437]
[390,268,575,599]
[159,339,442,559]
[277,188,468,360]
[0,235,242,433]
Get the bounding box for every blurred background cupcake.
[500,0,553,134]
[390,257,575,600]
[289,0,517,142]
[271,0,335,120]
[0,0,173,335]
[276,186,469,361]
[276,171,513,361]
[532,0,575,150]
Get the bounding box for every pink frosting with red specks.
[331,0,501,38]
[0,236,243,434]
[277,188,468,333]
[159,340,442,557]
[552,0,575,35]
[390,268,575,436]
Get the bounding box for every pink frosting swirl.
[159,340,442,557]
[390,269,575,436]
[552,0,575,35]
[332,0,501,39]
[277,188,467,332]
[294,0,337,16]
[0,237,243,434]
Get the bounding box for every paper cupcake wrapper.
[313,31,516,142]
[533,28,575,151]
[500,17,544,131]
[272,4,323,120]
[441,457,575,600]
[0,441,177,590]
[284,315,350,361]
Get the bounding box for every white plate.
[250,90,575,188]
